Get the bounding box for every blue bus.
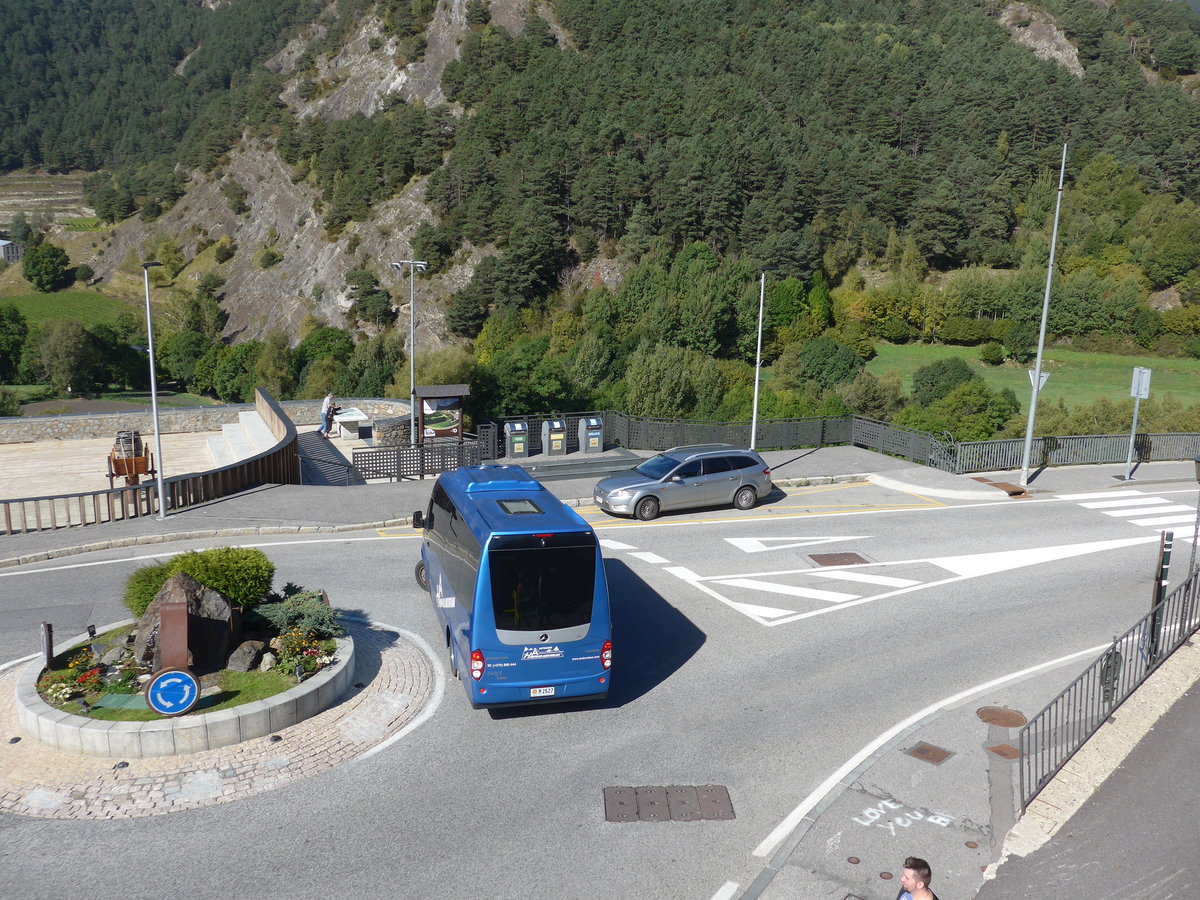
[413,466,612,707]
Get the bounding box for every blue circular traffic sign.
[144,668,200,717]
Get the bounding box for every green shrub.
[123,560,177,617]
[171,547,274,609]
[121,547,275,617]
[979,341,1005,366]
[256,589,343,639]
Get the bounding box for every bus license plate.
[531,686,555,698]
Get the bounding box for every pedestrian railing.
[1,389,299,535]
[352,440,483,481]
[1017,564,1200,812]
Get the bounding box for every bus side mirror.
[412,510,424,529]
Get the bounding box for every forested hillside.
[4,0,1200,440]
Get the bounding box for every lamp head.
[141,261,162,270]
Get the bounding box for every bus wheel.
[635,496,660,521]
[415,559,428,590]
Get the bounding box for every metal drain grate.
[810,552,870,566]
[905,742,954,765]
[986,743,1021,760]
[604,785,734,822]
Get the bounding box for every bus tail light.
[470,649,485,680]
[601,640,612,670]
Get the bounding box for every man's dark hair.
[904,856,932,886]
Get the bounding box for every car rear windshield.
[634,454,680,480]
[490,543,596,632]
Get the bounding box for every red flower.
[76,667,103,685]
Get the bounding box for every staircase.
[295,431,366,486]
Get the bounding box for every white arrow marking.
[725,536,871,554]
[928,536,1162,578]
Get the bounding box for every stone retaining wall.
[0,398,411,444]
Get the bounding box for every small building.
[0,240,24,264]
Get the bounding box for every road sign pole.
[1124,367,1151,481]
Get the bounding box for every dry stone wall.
[0,399,411,444]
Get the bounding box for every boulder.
[132,573,235,674]
[227,640,265,673]
[258,650,278,672]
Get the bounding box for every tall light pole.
[750,266,780,450]
[141,261,167,519]
[390,260,428,445]
[1019,142,1068,486]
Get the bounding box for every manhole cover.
[810,552,869,566]
[977,706,1027,728]
[603,785,734,822]
[906,742,953,765]
[986,743,1021,760]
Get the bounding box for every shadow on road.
[488,558,706,718]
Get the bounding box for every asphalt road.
[0,475,1196,899]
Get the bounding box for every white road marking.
[1129,514,1200,527]
[751,642,1108,859]
[725,536,870,553]
[731,601,797,619]
[1058,491,1146,499]
[929,536,1158,578]
[710,881,740,900]
[1101,505,1193,517]
[664,566,701,581]
[630,551,669,564]
[804,570,920,587]
[599,539,637,550]
[714,578,859,603]
[1080,497,1171,508]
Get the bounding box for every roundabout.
[0,619,440,819]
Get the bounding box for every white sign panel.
[1130,366,1151,400]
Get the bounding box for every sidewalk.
[2,448,1198,899]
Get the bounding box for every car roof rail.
[663,442,739,455]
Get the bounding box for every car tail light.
[601,640,612,670]
[763,467,771,475]
[470,649,485,680]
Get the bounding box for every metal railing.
[955,433,1200,473]
[481,411,956,469]
[1018,564,1200,812]
[352,440,483,481]
[1,390,299,535]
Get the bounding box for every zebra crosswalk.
[1059,490,1199,535]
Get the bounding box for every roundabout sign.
[144,668,201,717]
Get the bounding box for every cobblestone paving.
[0,622,435,819]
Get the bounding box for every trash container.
[504,421,529,458]
[542,419,567,456]
[578,417,603,454]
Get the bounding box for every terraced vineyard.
[0,172,91,221]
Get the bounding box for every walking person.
[896,856,939,900]
[317,393,339,438]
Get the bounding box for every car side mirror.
[670,475,683,484]
[412,510,424,529]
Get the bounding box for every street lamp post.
[141,261,167,520]
[750,266,779,451]
[1019,142,1068,486]
[390,260,428,445]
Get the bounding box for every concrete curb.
[15,622,355,759]
[0,475,877,568]
[868,471,1005,500]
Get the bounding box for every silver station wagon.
[593,444,773,520]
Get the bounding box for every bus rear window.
[490,546,595,632]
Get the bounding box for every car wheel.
[734,485,758,510]
[635,496,660,521]
[415,559,428,590]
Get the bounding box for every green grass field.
[0,290,136,328]
[866,343,1200,411]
